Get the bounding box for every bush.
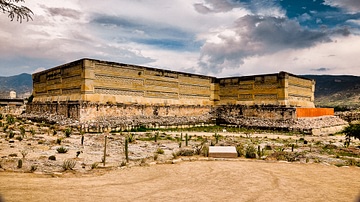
[48,155,56,161]
[91,162,98,169]
[177,149,194,156]
[236,144,244,157]
[64,128,72,137]
[62,159,76,170]
[6,114,15,124]
[245,145,257,158]
[17,159,22,168]
[56,138,62,145]
[30,165,38,172]
[8,130,14,138]
[156,148,164,154]
[57,146,68,153]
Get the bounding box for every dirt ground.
[0,160,359,202]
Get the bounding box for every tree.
[343,124,360,147]
[0,0,33,22]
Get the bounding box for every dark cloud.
[311,67,331,71]
[199,15,332,74]
[45,7,82,19]
[91,15,200,51]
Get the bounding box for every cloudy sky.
[1,0,360,77]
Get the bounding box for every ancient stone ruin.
[25,58,347,134]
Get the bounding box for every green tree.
[0,0,33,22]
[343,124,360,147]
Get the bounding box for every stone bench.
[209,146,237,158]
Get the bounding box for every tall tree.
[0,0,33,22]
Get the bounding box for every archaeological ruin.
[26,58,347,134]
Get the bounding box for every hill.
[303,75,360,108]
[0,73,32,98]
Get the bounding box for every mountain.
[303,75,360,108]
[0,73,32,98]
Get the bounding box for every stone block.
[209,146,237,158]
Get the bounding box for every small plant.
[214,133,221,144]
[53,130,57,136]
[30,128,35,136]
[245,145,257,158]
[16,136,23,141]
[91,162,98,169]
[57,146,68,153]
[156,148,164,154]
[120,161,127,167]
[172,152,178,159]
[20,150,28,159]
[48,155,56,161]
[17,159,23,168]
[76,151,81,158]
[154,153,159,160]
[64,128,72,137]
[6,114,15,124]
[236,144,244,157]
[202,144,209,157]
[127,133,135,143]
[8,130,14,138]
[30,165,38,172]
[185,133,189,146]
[56,138,62,145]
[19,126,26,137]
[177,149,194,156]
[62,159,76,170]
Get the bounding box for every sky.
[0,0,360,77]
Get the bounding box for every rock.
[9,139,15,143]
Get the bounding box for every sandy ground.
[0,160,359,202]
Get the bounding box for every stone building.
[27,58,341,134]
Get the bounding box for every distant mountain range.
[0,73,32,98]
[303,75,360,108]
[0,73,359,108]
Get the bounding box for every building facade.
[32,58,315,108]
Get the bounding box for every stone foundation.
[25,103,346,135]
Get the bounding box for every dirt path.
[1,161,359,202]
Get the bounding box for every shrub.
[236,144,244,157]
[202,144,209,157]
[120,161,127,167]
[57,146,68,153]
[64,128,72,137]
[156,148,164,154]
[177,149,194,156]
[245,145,257,158]
[20,150,28,158]
[6,114,15,124]
[91,162,98,169]
[8,130,14,138]
[62,159,76,170]
[48,155,56,161]
[56,138,62,145]
[30,165,38,172]
[19,126,25,136]
[16,136,23,141]
[154,153,159,160]
[30,128,35,136]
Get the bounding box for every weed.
[236,144,244,157]
[20,150,28,158]
[16,136,23,141]
[30,128,35,136]
[245,145,257,158]
[62,159,76,170]
[8,130,14,138]
[154,153,159,160]
[91,162,98,169]
[202,144,209,157]
[156,148,164,154]
[56,138,62,145]
[177,149,194,156]
[6,114,15,124]
[172,152,178,159]
[57,146,68,153]
[120,161,127,167]
[48,155,56,161]
[30,165,37,172]
[64,128,72,137]
[19,126,25,137]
